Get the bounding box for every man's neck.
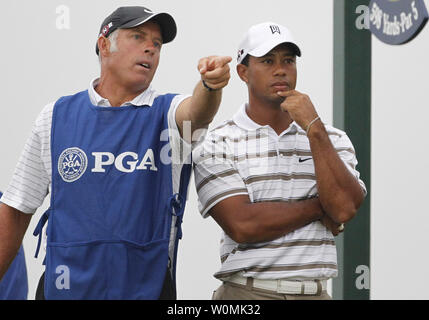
[95,74,147,107]
[246,95,293,136]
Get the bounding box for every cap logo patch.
[100,22,113,37]
[237,49,244,61]
[270,25,281,34]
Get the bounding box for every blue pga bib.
[40,90,190,299]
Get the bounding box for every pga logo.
[58,147,158,182]
[58,148,88,182]
[91,150,158,173]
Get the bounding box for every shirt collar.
[232,103,303,134]
[88,78,157,107]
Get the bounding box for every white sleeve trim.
[168,94,193,165]
[2,102,54,214]
[201,191,249,219]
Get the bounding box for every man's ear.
[97,36,111,59]
[237,64,249,83]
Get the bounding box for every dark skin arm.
[208,195,341,244]
[277,90,365,224]
[0,203,32,281]
[307,121,365,223]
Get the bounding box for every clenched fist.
[277,90,319,131]
[198,56,232,91]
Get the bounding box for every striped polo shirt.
[193,103,366,281]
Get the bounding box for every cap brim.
[249,39,301,58]
[121,12,177,44]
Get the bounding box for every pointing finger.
[198,59,209,74]
[199,56,232,73]
[214,56,232,67]
[203,63,230,79]
[207,59,216,71]
[198,57,214,74]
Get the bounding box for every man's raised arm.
[175,56,232,142]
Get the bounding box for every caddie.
[0,6,231,299]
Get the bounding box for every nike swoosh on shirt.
[298,157,312,163]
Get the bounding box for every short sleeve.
[1,102,53,213]
[333,133,367,196]
[167,94,210,166]
[193,133,249,218]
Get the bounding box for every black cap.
[96,6,177,55]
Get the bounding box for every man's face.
[238,43,297,105]
[104,21,163,91]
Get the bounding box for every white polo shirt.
[193,103,367,281]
